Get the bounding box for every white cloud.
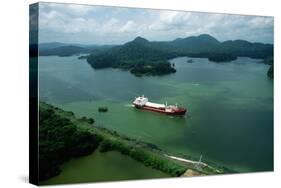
[249,17,273,28]
[65,4,93,15]
[39,5,97,34]
[40,3,94,16]
[148,11,192,31]
[119,20,138,33]
[38,3,273,44]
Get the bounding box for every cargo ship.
[133,95,187,115]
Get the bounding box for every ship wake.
[124,104,134,107]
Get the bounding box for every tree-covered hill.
[219,40,273,59]
[168,34,221,54]
[87,37,179,76]
[86,34,273,76]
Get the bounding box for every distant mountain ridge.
[36,34,273,59]
[39,45,88,57]
[39,42,100,49]
[39,42,68,50]
[36,43,115,57]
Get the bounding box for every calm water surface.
[39,55,273,173]
[41,151,169,185]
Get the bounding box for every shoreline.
[39,101,233,181]
[164,154,223,174]
[165,154,207,166]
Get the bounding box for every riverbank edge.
[39,101,233,181]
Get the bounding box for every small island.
[130,60,176,76]
[208,53,237,62]
[86,37,178,76]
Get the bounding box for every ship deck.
[145,102,165,108]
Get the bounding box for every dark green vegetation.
[40,102,227,182]
[39,103,101,181]
[87,37,177,76]
[98,107,108,112]
[86,34,273,76]
[99,138,186,177]
[130,60,176,76]
[208,53,237,62]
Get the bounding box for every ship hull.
[134,104,186,116]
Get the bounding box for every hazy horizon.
[38,34,274,46]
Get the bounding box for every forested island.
[86,35,273,76]
[35,34,273,77]
[207,53,237,62]
[39,102,233,183]
[86,37,178,76]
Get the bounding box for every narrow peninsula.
[39,102,234,182]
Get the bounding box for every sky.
[37,2,274,45]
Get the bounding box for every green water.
[39,55,273,173]
[41,150,169,185]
